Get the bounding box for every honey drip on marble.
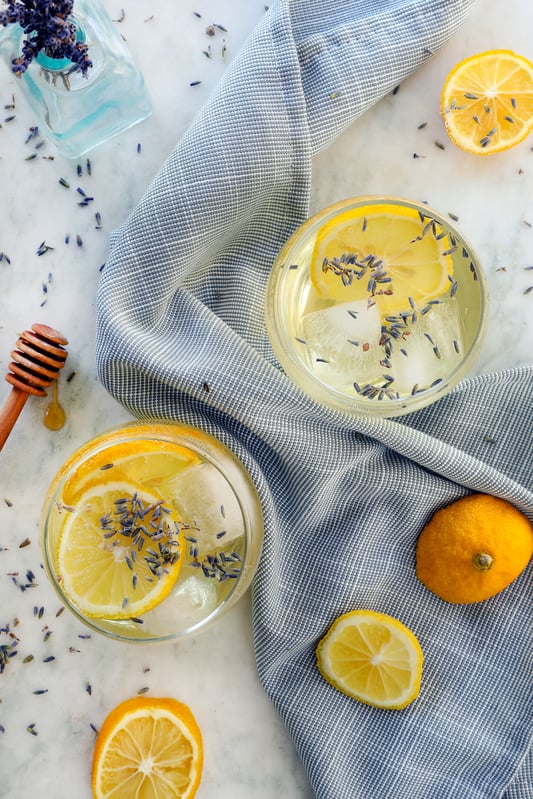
[44,379,66,431]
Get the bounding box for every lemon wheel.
[310,203,453,316]
[92,697,203,799]
[62,438,201,505]
[57,480,185,619]
[316,609,424,709]
[441,50,533,155]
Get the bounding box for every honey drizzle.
[43,379,66,431]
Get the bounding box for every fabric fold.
[95,1,532,797]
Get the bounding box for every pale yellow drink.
[40,422,263,642]
[266,197,487,417]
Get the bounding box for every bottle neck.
[35,17,86,73]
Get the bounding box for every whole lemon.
[416,494,533,604]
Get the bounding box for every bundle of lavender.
[0,0,92,75]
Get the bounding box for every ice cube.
[167,462,245,546]
[141,575,219,633]
[387,297,464,395]
[300,301,382,387]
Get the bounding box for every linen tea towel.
[95,1,533,797]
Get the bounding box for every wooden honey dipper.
[0,323,68,452]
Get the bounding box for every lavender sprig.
[0,0,92,76]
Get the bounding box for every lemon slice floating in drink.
[310,203,453,316]
[62,438,202,504]
[57,480,185,619]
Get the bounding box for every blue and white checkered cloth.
[95,1,533,796]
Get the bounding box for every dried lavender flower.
[0,0,92,76]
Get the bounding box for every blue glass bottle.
[0,0,152,158]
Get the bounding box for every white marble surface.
[0,0,531,797]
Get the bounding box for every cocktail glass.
[40,422,263,643]
[266,196,487,417]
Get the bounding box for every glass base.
[0,0,152,158]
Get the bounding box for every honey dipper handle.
[0,387,29,452]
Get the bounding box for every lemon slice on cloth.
[316,609,424,709]
[310,204,453,316]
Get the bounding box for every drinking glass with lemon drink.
[266,196,487,416]
[40,422,263,642]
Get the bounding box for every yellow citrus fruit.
[62,438,201,505]
[310,203,453,316]
[92,696,203,799]
[316,609,424,710]
[440,50,533,155]
[57,480,184,619]
[416,494,533,604]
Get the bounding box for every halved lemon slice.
[316,609,424,709]
[62,438,201,505]
[57,481,184,619]
[441,50,533,155]
[310,204,453,315]
[92,696,203,799]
